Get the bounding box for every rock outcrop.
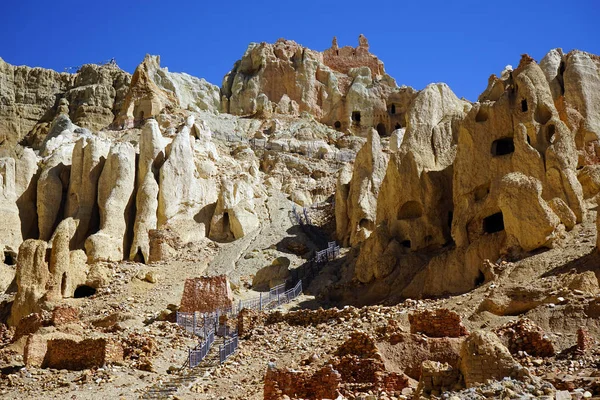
[129,119,164,262]
[336,129,388,247]
[65,136,110,248]
[85,142,136,262]
[158,123,217,242]
[221,35,414,137]
[351,83,466,285]
[209,176,259,241]
[0,58,130,148]
[116,55,220,128]
[9,239,49,326]
[345,53,588,298]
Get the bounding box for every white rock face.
[85,142,136,262]
[158,126,218,242]
[14,147,40,241]
[563,51,600,142]
[389,128,405,152]
[336,129,388,247]
[130,120,164,262]
[209,177,259,241]
[0,157,23,257]
[152,64,221,112]
[65,136,111,248]
[37,145,72,241]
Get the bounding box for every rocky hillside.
[0,35,600,399]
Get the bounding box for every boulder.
[9,240,49,326]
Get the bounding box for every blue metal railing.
[219,335,239,364]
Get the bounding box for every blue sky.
[1,0,598,101]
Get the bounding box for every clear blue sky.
[2,0,598,101]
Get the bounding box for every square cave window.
[483,212,505,234]
[491,137,515,156]
[352,111,361,124]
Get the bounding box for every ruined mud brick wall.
[323,35,385,78]
[417,361,462,396]
[43,337,124,370]
[51,306,80,326]
[495,318,555,357]
[263,365,341,400]
[266,306,359,327]
[331,355,409,394]
[335,331,380,359]
[237,308,265,338]
[179,275,233,313]
[332,355,382,384]
[577,327,595,351]
[409,309,469,338]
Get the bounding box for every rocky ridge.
[0,35,599,399]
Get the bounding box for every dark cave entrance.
[483,212,505,234]
[491,138,515,156]
[3,251,15,266]
[74,285,96,298]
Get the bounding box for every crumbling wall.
[179,275,233,313]
[417,360,462,396]
[237,308,265,339]
[409,308,469,338]
[495,318,555,357]
[43,337,123,370]
[263,365,341,400]
[577,327,594,352]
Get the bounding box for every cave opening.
[547,124,556,143]
[390,104,396,114]
[334,121,341,129]
[3,252,15,266]
[376,123,387,137]
[521,99,528,112]
[74,285,96,298]
[491,138,515,156]
[134,248,145,263]
[352,111,361,124]
[474,270,485,287]
[400,240,411,248]
[61,273,67,297]
[223,212,230,230]
[483,212,505,234]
